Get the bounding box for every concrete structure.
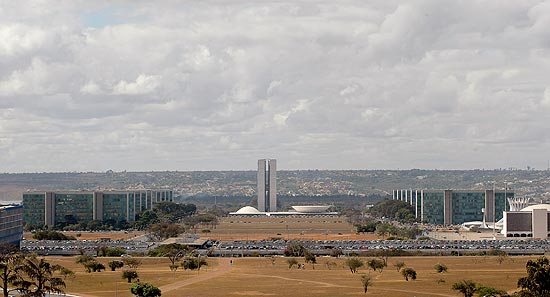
[0,205,23,248]
[503,204,550,238]
[392,189,513,225]
[508,197,531,211]
[229,205,337,216]
[291,205,331,213]
[257,159,277,212]
[23,189,173,227]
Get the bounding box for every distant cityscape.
[1,169,550,202]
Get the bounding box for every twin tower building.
[257,159,277,212]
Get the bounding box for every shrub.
[434,263,448,273]
[345,257,364,274]
[402,267,417,281]
[287,258,299,269]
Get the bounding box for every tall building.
[257,159,277,212]
[0,205,23,248]
[23,189,173,227]
[392,189,513,225]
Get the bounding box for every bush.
[181,257,207,270]
[402,267,417,281]
[284,243,306,257]
[287,258,299,269]
[122,270,139,283]
[434,263,448,273]
[394,261,406,272]
[367,258,385,272]
[32,230,76,240]
[108,260,124,271]
[130,282,162,297]
[345,257,364,274]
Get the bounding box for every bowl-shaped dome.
[291,205,331,213]
[235,206,262,214]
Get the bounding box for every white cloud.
[0,24,51,57]
[80,80,102,94]
[1,0,550,172]
[541,87,550,107]
[113,74,161,95]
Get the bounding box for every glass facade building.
[0,205,23,247]
[22,189,173,227]
[392,189,512,225]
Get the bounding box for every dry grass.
[202,216,379,240]
[46,254,532,297]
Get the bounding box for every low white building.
[502,204,550,238]
[229,205,335,216]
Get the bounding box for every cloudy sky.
[1,1,550,172]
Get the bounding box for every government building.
[392,189,513,225]
[0,205,23,247]
[23,189,173,227]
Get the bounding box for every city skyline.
[1,1,550,172]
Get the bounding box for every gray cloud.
[1,0,550,172]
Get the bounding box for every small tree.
[287,258,299,269]
[475,286,508,297]
[331,248,343,257]
[108,260,125,271]
[376,249,390,267]
[130,282,162,297]
[488,249,509,265]
[123,258,142,269]
[434,263,448,273]
[59,267,75,280]
[304,251,316,269]
[394,261,406,272]
[0,252,24,297]
[181,257,207,270]
[345,257,364,274]
[84,260,105,272]
[517,256,550,296]
[452,280,477,297]
[284,243,306,257]
[122,270,139,283]
[402,267,417,281]
[147,222,183,241]
[367,259,385,273]
[360,274,372,293]
[75,254,94,265]
[325,261,337,270]
[13,255,68,297]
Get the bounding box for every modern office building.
[0,205,23,248]
[257,159,277,212]
[22,189,173,227]
[502,204,550,238]
[392,189,513,225]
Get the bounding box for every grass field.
[49,254,533,297]
[202,216,379,240]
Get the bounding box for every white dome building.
[232,206,263,215]
[229,205,337,216]
[291,205,331,213]
[519,204,550,212]
[503,204,550,238]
